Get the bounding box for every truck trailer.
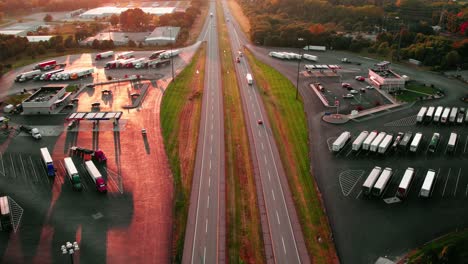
[449,107,458,123]
[372,167,393,196]
[15,70,41,82]
[362,131,378,151]
[149,50,167,60]
[397,167,415,198]
[63,157,82,191]
[416,107,427,123]
[116,51,135,59]
[40,69,64,81]
[95,51,114,60]
[425,106,435,122]
[246,73,253,85]
[378,134,393,154]
[428,133,440,153]
[420,169,436,198]
[85,160,107,193]
[0,196,12,231]
[370,132,387,152]
[352,131,369,151]
[269,52,286,59]
[70,68,94,80]
[409,132,423,152]
[303,45,326,51]
[34,60,57,71]
[302,54,318,61]
[447,133,458,154]
[127,58,146,68]
[159,49,180,59]
[332,131,351,152]
[441,107,451,124]
[40,147,55,177]
[362,166,382,195]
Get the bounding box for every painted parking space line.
[355,190,362,199]
[19,154,27,181]
[29,156,39,182]
[466,184,468,197]
[0,152,5,176]
[442,168,451,197]
[10,154,16,179]
[464,136,468,153]
[454,168,461,197]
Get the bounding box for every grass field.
[217,3,265,263]
[396,90,424,102]
[406,83,439,95]
[5,93,31,105]
[407,229,468,263]
[160,43,206,263]
[245,50,339,263]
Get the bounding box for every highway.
[221,1,310,263]
[182,2,226,264]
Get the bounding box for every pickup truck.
[19,125,42,139]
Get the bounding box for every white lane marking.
[211,124,213,130]
[210,147,212,154]
[282,236,287,254]
[0,152,4,176]
[10,154,16,178]
[271,189,276,201]
[261,142,264,150]
[209,160,212,170]
[211,134,213,142]
[19,154,26,179]
[209,177,211,187]
[264,155,267,164]
[442,168,451,197]
[205,219,208,233]
[454,168,461,196]
[207,195,210,208]
[203,246,206,263]
[29,156,39,182]
[356,190,362,199]
[465,184,468,197]
[464,136,468,153]
[268,171,271,181]
[276,210,280,225]
[258,130,261,137]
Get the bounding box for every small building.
[368,61,406,92]
[80,31,149,46]
[145,26,180,45]
[26,36,54,42]
[0,22,44,36]
[79,6,176,19]
[22,84,70,115]
[65,9,85,18]
[0,30,28,36]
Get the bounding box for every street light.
[61,241,79,264]
[169,27,175,81]
[296,38,304,100]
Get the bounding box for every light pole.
[295,38,304,100]
[61,241,79,264]
[169,27,175,81]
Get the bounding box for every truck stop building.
[22,84,70,115]
[145,26,180,45]
[368,61,406,92]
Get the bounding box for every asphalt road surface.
[182,2,226,263]
[222,2,310,263]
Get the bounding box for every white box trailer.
[370,132,387,152]
[372,167,393,196]
[397,167,415,198]
[362,131,378,151]
[449,107,458,123]
[159,49,180,59]
[434,106,443,122]
[129,58,146,68]
[246,73,253,85]
[378,134,393,154]
[85,160,107,193]
[63,157,82,191]
[441,107,451,123]
[420,169,436,198]
[116,51,134,59]
[118,58,136,68]
[269,51,286,59]
[416,107,427,123]
[0,196,12,231]
[302,54,318,61]
[425,106,435,122]
[409,132,423,152]
[447,132,458,154]
[352,131,369,151]
[362,166,382,195]
[332,131,351,152]
[40,147,55,177]
[95,51,114,60]
[303,45,326,51]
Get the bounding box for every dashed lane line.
[10,154,16,179]
[276,210,280,225]
[442,168,451,197]
[454,168,461,197]
[271,189,276,201]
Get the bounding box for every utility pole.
[296,38,304,100]
[170,27,175,81]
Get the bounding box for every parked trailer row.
[0,196,12,231]
[362,166,436,198]
[63,157,108,193]
[418,106,467,124]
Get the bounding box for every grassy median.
[217,3,265,263]
[160,43,206,263]
[245,51,339,263]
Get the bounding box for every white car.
[350,89,358,94]
[342,94,354,99]
[366,85,374,89]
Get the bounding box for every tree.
[110,14,119,26]
[92,39,100,49]
[445,50,460,68]
[64,36,75,48]
[128,40,136,47]
[119,8,151,31]
[43,14,53,22]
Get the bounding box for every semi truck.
[449,107,458,123]
[378,134,393,154]
[70,146,107,162]
[159,49,180,59]
[40,69,64,81]
[304,45,326,51]
[447,133,458,154]
[95,51,114,60]
[63,157,82,191]
[372,167,392,196]
[399,132,413,150]
[362,130,378,151]
[352,131,369,151]
[362,166,382,195]
[428,133,440,153]
[85,160,107,193]
[147,58,170,68]
[397,167,415,198]
[40,147,55,177]
[370,132,387,152]
[409,132,423,152]
[105,60,121,69]
[425,106,435,122]
[332,131,351,152]
[34,60,57,71]
[441,107,451,124]
[0,196,12,231]
[19,125,42,139]
[149,50,166,60]
[269,52,286,59]
[433,106,443,122]
[116,51,135,59]
[416,107,427,123]
[127,58,146,68]
[15,70,41,82]
[70,68,94,80]
[420,169,436,198]
[246,73,253,85]
[302,54,318,61]
[118,58,136,68]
